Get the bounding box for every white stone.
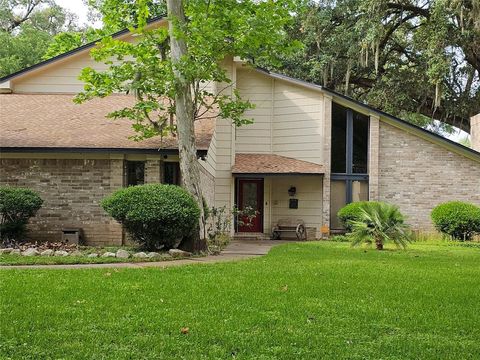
[146,252,160,258]
[0,248,14,254]
[168,249,192,258]
[87,253,98,258]
[70,250,83,257]
[10,249,21,256]
[101,252,116,258]
[54,250,69,257]
[40,249,54,256]
[22,248,39,256]
[133,252,148,258]
[116,249,130,259]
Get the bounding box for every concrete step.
[233,232,271,241]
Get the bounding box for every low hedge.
[0,186,43,243]
[337,201,372,231]
[101,184,200,250]
[431,201,480,240]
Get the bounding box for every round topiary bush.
[337,201,372,231]
[101,184,200,250]
[0,186,43,244]
[431,201,480,241]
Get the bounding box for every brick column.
[322,94,332,238]
[108,157,124,245]
[369,114,380,201]
[145,157,161,184]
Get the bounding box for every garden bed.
[0,242,196,266]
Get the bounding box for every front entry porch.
[232,153,325,240]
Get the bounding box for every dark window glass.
[331,103,347,173]
[164,162,181,185]
[352,112,369,174]
[126,161,145,186]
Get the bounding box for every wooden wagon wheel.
[296,224,306,240]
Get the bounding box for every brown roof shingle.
[0,94,214,151]
[232,153,324,175]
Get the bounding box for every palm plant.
[348,202,411,250]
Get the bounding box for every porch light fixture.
[288,186,296,197]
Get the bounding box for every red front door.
[237,178,263,233]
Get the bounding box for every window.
[331,105,347,173]
[352,112,369,173]
[330,103,370,229]
[125,161,145,186]
[163,162,181,185]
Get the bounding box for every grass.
[1,241,479,359]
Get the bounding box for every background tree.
[0,0,79,77]
[75,0,299,250]
[270,0,480,134]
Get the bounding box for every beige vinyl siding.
[235,68,273,153]
[13,51,112,94]
[272,80,324,164]
[213,59,236,215]
[200,129,217,177]
[270,176,323,238]
[235,69,324,164]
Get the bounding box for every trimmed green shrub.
[0,186,43,243]
[101,184,200,250]
[337,201,372,231]
[431,201,480,241]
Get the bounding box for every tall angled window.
[330,103,369,229]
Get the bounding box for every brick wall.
[378,122,480,230]
[0,158,123,245]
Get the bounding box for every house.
[1,18,479,245]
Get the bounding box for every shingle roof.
[232,153,324,175]
[0,94,214,151]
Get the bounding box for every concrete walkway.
[0,240,290,270]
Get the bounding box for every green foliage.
[431,201,480,241]
[0,186,43,243]
[271,0,480,132]
[337,201,372,231]
[101,184,200,250]
[348,202,411,250]
[75,0,300,140]
[329,234,350,242]
[0,0,79,77]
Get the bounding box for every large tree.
[0,0,78,77]
[271,0,480,133]
[75,0,298,250]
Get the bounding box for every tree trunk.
[166,0,206,252]
[375,237,384,250]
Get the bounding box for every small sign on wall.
[289,198,298,209]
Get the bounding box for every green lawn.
[1,241,479,359]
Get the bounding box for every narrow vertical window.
[163,162,181,185]
[330,103,369,229]
[125,161,145,186]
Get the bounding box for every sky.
[52,0,470,144]
[55,0,101,28]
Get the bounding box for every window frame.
[330,104,370,228]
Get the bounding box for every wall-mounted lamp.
[288,186,296,197]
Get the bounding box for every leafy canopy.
[0,0,79,77]
[270,0,480,134]
[74,0,301,140]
